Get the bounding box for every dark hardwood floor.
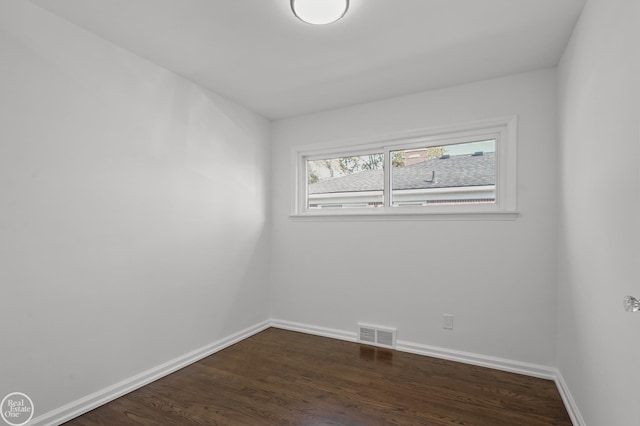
[63,328,572,425]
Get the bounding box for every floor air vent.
[358,323,396,348]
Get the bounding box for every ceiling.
[30,0,585,120]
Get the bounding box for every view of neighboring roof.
[309,152,495,195]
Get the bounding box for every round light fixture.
[291,0,349,25]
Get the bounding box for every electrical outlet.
[443,314,454,330]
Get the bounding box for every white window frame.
[291,116,518,221]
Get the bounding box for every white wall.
[557,0,640,424]
[8,0,636,422]
[0,0,271,417]
[271,69,559,366]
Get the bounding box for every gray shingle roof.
[309,153,495,194]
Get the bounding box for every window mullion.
[384,147,391,208]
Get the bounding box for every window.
[293,117,517,219]
[390,140,496,207]
[306,153,385,209]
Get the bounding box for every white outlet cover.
[443,314,454,330]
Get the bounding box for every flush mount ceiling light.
[291,0,349,25]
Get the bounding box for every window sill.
[289,210,519,222]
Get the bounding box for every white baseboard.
[271,318,584,426]
[30,318,585,426]
[396,340,556,380]
[554,369,586,426]
[270,319,357,343]
[29,320,271,426]
[272,318,555,379]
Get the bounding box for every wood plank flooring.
[63,328,572,425]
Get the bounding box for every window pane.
[306,154,384,209]
[390,140,496,206]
